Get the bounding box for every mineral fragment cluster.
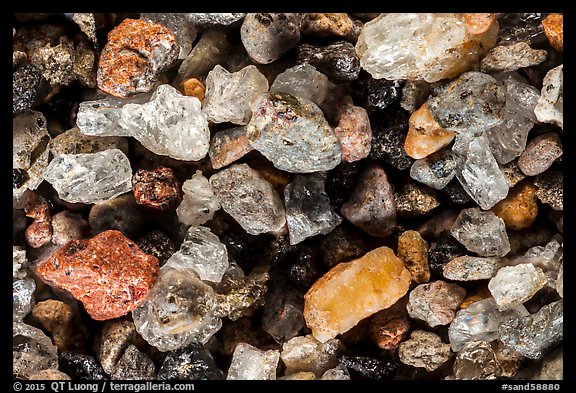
[13,12,563,381]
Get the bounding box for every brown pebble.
[417,209,459,240]
[370,315,412,350]
[491,180,538,230]
[397,230,430,284]
[404,103,455,160]
[460,287,492,309]
[24,192,52,248]
[182,77,206,102]
[132,166,183,210]
[97,19,179,97]
[301,13,360,40]
[395,182,440,218]
[517,132,562,176]
[35,230,159,321]
[209,127,254,170]
[500,161,527,188]
[248,157,293,195]
[32,299,84,352]
[534,171,562,211]
[542,14,563,53]
[340,163,397,238]
[462,13,497,35]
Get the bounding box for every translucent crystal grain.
[451,208,510,257]
[132,267,221,352]
[203,65,269,125]
[177,171,221,227]
[448,298,529,352]
[534,64,563,129]
[43,149,132,204]
[281,335,342,377]
[247,92,342,173]
[521,240,563,288]
[187,13,245,26]
[165,226,229,283]
[488,264,548,310]
[453,136,509,210]
[121,84,210,161]
[409,149,457,190]
[321,366,351,380]
[304,246,411,343]
[226,343,280,380]
[427,72,506,134]
[556,264,563,298]
[485,77,539,164]
[270,64,331,105]
[453,341,500,380]
[13,278,35,321]
[356,13,497,83]
[499,300,563,359]
[13,322,58,380]
[284,173,342,245]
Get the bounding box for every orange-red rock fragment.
[404,103,455,160]
[542,14,563,53]
[462,13,497,35]
[35,230,159,321]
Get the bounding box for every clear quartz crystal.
[355,13,498,83]
[499,300,563,359]
[284,173,342,245]
[187,13,246,26]
[13,278,35,320]
[321,365,350,380]
[453,341,500,380]
[203,65,269,125]
[120,84,210,161]
[132,266,222,352]
[226,343,280,380]
[164,226,229,283]
[485,75,539,164]
[452,134,509,210]
[177,171,221,227]
[448,298,529,352]
[555,264,563,298]
[280,335,342,377]
[451,207,510,257]
[488,264,548,311]
[43,149,132,204]
[13,322,59,380]
[270,64,331,105]
[76,93,151,137]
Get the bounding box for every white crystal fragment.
[13,322,59,380]
[177,171,221,227]
[203,65,269,125]
[227,343,280,380]
[270,64,331,105]
[488,264,548,311]
[355,13,498,83]
[280,335,341,377]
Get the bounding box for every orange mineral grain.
[404,103,455,160]
[182,78,206,102]
[35,230,159,321]
[542,14,563,53]
[304,246,412,343]
[462,13,497,35]
[491,180,538,230]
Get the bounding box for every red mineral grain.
[132,166,183,210]
[35,230,159,321]
[24,191,52,248]
[97,19,179,98]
